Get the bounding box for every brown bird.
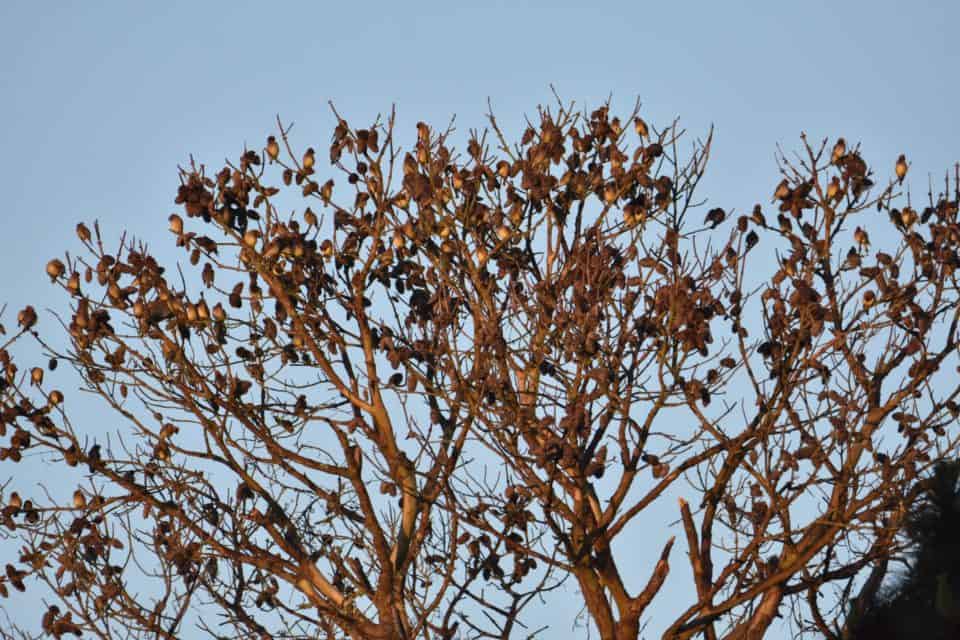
[826,176,842,201]
[900,206,918,229]
[854,226,869,249]
[266,136,280,161]
[705,208,726,229]
[73,490,86,509]
[302,147,315,170]
[832,138,847,165]
[76,223,91,243]
[634,117,649,138]
[773,180,790,201]
[46,259,65,281]
[895,154,908,183]
[169,214,183,235]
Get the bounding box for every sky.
[0,1,958,637]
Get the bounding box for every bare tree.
[1,96,959,639]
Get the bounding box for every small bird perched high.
[895,154,908,183]
[831,138,846,165]
[266,136,280,161]
[302,147,315,170]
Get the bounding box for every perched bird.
[302,147,315,170]
[73,490,86,509]
[826,176,842,201]
[634,117,649,138]
[169,214,183,235]
[900,206,918,230]
[266,136,280,161]
[831,138,847,165]
[895,154,908,183]
[854,226,869,249]
[46,259,65,281]
[705,208,726,229]
[773,180,790,201]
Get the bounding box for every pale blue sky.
[1,1,958,637]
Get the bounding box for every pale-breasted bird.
[854,226,869,249]
[266,136,280,161]
[302,148,315,170]
[634,117,649,138]
[46,259,65,281]
[895,154,908,183]
[831,138,846,165]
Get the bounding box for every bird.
[266,136,280,161]
[46,259,65,281]
[895,154,908,183]
[302,148,315,170]
[773,180,790,201]
[900,206,918,229]
[854,226,869,249]
[831,138,846,165]
[634,117,649,138]
[705,208,726,229]
[73,490,86,509]
[826,176,842,201]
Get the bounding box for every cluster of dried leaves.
[1,96,959,640]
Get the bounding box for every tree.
[843,459,960,639]
[1,96,959,639]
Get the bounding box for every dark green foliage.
[845,460,960,639]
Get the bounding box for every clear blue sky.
[1,1,957,637]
